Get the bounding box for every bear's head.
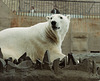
[46,14,70,32]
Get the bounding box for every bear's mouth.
[52,25,60,30]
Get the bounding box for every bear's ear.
[46,16,50,20]
[66,15,71,20]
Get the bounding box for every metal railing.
[2,0,100,18]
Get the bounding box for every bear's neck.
[45,25,61,45]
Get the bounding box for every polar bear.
[0,14,70,62]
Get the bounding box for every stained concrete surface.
[0,0,14,30]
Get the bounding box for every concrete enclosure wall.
[0,0,14,30]
[63,19,100,55]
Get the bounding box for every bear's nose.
[51,21,56,25]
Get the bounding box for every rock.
[13,59,18,64]
[18,52,27,64]
[92,60,97,74]
[78,59,92,72]
[42,50,51,70]
[0,58,6,72]
[68,53,77,65]
[25,56,31,60]
[6,61,17,71]
[97,67,100,75]
[17,60,33,69]
[0,48,3,58]
[24,56,34,65]
[5,57,13,65]
[43,50,50,64]
[35,59,43,69]
[52,58,60,74]
[8,57,13,62]
[59,56,67,68]
[79,58,82,63]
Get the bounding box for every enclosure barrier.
[2,0,100,18]
[0,48,100,81]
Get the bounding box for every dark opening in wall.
[90,51,100,53]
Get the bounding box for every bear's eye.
[60,16,63,19]
[50,17,52,19]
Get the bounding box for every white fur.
[0,14,70,62]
